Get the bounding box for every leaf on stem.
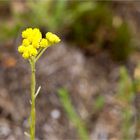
[35,86,41,98]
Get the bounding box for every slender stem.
[35,48,47,62]
[30,60,36,140]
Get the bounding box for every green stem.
[30,60,36,140]
[35,48,47,62]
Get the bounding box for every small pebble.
[50,109,61,119]
[0,121,11,138]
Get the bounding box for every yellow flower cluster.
[18,28,61,59]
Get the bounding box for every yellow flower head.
[46,32,61,44]
[22,39,30,46]
[22,51,30,59]
[18,45,26,53]
[18,28,61,60]
[40,38,49,48]
[22,28,33,39]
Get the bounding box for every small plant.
[94,95,105,112]
[134,64,140,139]
[117,67,134,103]
[18,27,60,140]
[58,88,89,140]
[117,67,135,140]
[110,22,132,61]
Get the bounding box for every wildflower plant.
[18,28,60,140]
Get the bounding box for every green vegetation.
[117,67,134,103]
[66,2,132,61]
[111,23,132,61]
[58,88,89,140]
[117,67,135,140]
[94,95,105,112]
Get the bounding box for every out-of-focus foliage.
[0,1,20,42]
[134,64,140,92]
[93,95,105,112]
[134,64,140,139]
[0,0,133,61]
[117,67,134,103]
[58,88,89,140]
[111,23,132,61]
[66,2,112,47]
[66,2,133,61]
[117,67,135,140]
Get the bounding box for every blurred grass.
[117,67,134,103]
[94,95,105,112]
[58,88,89,140]
[117,67,135,140]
